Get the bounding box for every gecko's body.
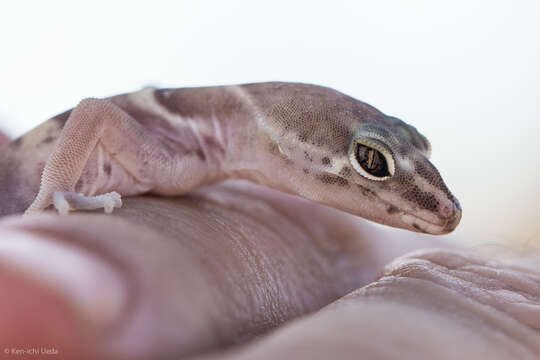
[1,82,461,234]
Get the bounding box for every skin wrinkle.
[205,274,540,360]
[209,205,294,333]
[405,249,540,298]
[461,265,540,295]
[205,214,272,337]
[220,186,371,326]
[193,184,364,316]
[207,182,370,277]
[13,183,366,357]
[380,249,540,332]
[363,278,540,358]
[451,267,540,302]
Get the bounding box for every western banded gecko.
[3,82,461,234]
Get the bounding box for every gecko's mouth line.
[352,182,448,234]
[398,206,460,235]
[373,194,449,234]
[402,213,445,234]
[393,206,445,233]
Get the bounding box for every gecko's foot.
[53,191,123,215]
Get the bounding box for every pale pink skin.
[0,183,538,360]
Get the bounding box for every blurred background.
[0,0,538,246]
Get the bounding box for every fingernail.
[0,229,128,329]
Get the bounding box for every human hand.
[0,182,538,359]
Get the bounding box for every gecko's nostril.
[440,197,461,218]
[440,198,462,233]
[441,204,454,218]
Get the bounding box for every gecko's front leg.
[25,97,220,215]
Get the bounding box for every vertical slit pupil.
[356,144,390,177]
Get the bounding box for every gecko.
[0,82,461,234]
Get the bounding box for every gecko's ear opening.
[385,116,432,158]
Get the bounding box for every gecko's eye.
[350,140,395,181]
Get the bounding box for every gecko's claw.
[52,191,123,215]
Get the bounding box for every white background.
[1,1,539,245]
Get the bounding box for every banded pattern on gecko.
[0,82,461,234]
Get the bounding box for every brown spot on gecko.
[412,223,427,233]
[268,142,280,155]
[337,178,349,187]
[112,95,183,141]
[153,86,248,125]
[321,157,331,166]
[304,151,313,162]
[402,185,439,212]
[356,184,375,198]
[303,168,310,174]
[42,136,56,144]
[103,163,112,175]
[317,174,349,187]
[387,205,400,214]
[339,165,352,177]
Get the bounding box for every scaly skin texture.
[1,82,460,234]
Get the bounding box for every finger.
[203,248,540,360]
[0,265,83,360]
[0,182,450,359]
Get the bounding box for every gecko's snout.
[440,196,461,218]
[401,195,462,235]
[439,197,462,233]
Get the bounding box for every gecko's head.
[339,116,462,234]
[244,82,461,234]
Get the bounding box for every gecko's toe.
[49,191,123,215]
[103,192,122,214]
[110,192,122,208]
[53,192,71,215]
[104,202,114,214]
